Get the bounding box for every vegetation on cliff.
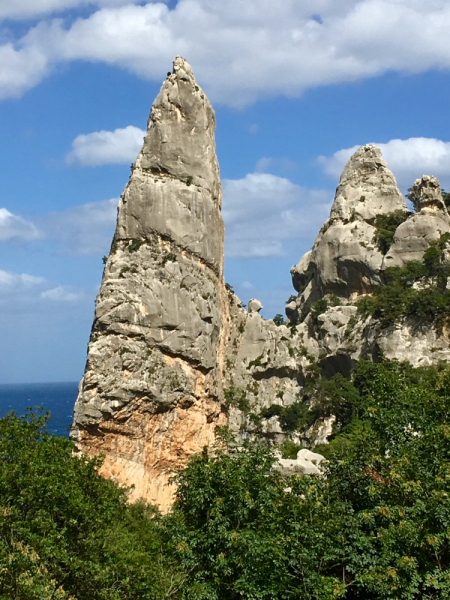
[358,233,450,325]
[3,359,450,599]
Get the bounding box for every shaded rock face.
[72,57,228,511]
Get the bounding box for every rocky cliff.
[73,58,450,508]
[72,57,229,510]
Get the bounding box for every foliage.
[169,361,450,599]
[442,189,450,210]
[0,409,185,600]
[279,439,304,459]
[310,298,329,320]
[310,295,342,322]
[7,359,450,599]
[374,210,411,254]
[272,314,285,326]
[224,387,250,413]
[358,234,450,325]
[128,238,145,253]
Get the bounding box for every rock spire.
[71,57,228,510]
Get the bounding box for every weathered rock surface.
[72,57,228,511]
[74,62,450,509]
[277,449,325,476]
[290,145,407,321]
[384,176,450,268]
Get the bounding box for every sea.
[0,382,79,438]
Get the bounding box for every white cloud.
[2,1,450,105]
[0,270,46,291]
[40,198,118,255]
[66,125,145,167]
[41,285,82,301]
[318,137,450,189]
[0,269,84,307]
[0,208,42,242]
[222,173,330,257]
[0,0,146,21]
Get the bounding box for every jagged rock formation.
[288,145,407,321]
[72,57,229,510]
[73,60,450,509]
[385,175,450,268]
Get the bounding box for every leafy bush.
[0,409,185,600]
[169,360,450,599]
[279,439,304,459]
[358,234,450,325]
[373,210,411,254]
[310,298,329,320]
[272,314,285,326]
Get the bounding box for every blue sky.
[1,0,450,383]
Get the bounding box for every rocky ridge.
[73,58,450,508]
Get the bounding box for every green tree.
[0,409,185,600]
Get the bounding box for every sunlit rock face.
[73,66,450,509]
[290,145,407,320]
[71,57,229,511]
[384,176,450,269]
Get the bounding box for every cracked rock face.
[71,57,228,511]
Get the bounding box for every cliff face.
[72,57,229,511]
[73,59,450,507]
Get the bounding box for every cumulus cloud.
[40,285,82,301]
[0,269,84,308]
[318,137,450,189]
[0,0,145,21]
[0,270,46,291]
[2,1,450,105]
[66,126,145,167]
[222,173,330,258]
[40,198,118,255]
[0,208,42,242]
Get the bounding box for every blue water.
[0,382,78,437]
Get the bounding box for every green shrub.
[170,360,450,599]
[272,314,285,326]
[373,209,411,254]
[310,298,328,320]
[0,409,185,600]
[358,234,450,325]
[279,439,304,459]
[224,387,251,413]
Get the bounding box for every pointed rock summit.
[72,57,228,510]
[289,144,407,320]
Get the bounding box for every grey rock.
[288,145,406,320]
[73,62,450,510]
[72,57,229,510]
[277,449,325,476]
[408,175,447,213]
[248,298,263,313]
[385,176,450,268]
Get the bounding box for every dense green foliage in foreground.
[4,360,450,599]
